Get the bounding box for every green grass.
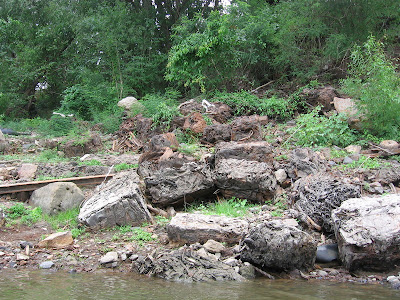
[114,163,138,172]
[337,155,389,171]
[187,197,255,218]
[79,159,103,166]
[130,228,156,245]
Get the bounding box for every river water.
[0,270,398,300]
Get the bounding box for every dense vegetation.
[0,0,399,140]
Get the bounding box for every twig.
[250,81,274,93]
[253,266,275,279]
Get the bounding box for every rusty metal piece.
[0,174,115,195]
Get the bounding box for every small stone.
[129,254,139,261]
[99,251,119,264]
[223,257,239,267]
[317,270,329,277]
[379,140,399,151]
[239,262,256,279]
[0,251,4,256]
[39,261,55,269]
[369,182,384,194]
[38,231,74,249]
[328,161,336,166]
[196,248,215,260]
[120,253,127,261]
[16,253,29,261]
[345,145,361,154]
[203,239,226,254]
[274,169,287,184]
[343,157,353,164]
[19,241,33,250]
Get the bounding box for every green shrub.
[187,197,255,218]
[288,107,357,147]
[5,203,30,219]
[341,36,400,139]
[211,91,294,119]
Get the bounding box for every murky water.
[0,270,398,300]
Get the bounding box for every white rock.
[100,251,119,264]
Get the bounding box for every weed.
[79,159,103,166]
[37,149,69,163]
[187,197,255,218]
[114,163,138,172]
[130,228,156,246]
[155,216,170,227]
[275,154,288,161]
[330,149,348,158]
[287,106,357,148]
[338,155,387,171]
[117,225,133,234]
[5,203,29,219]
[20,207,42,225]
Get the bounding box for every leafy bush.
[288,107,357,147]
[211,91,294,119]
[341,36,400,139]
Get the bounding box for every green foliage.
[187,197,255,218]
[211,91,294,119]
[130,228,156,246]
[79,159,103,166]
[5,203,29,219]
[114,163,138,172]
[288,107,357,147]
[338,155,388,171]
[37,149,68,163]
[341,37,400,139]
[155,216,170,227]
[43,207,83,238]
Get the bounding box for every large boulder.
[230,115,266,141]
[332,194,400,272]
[214,141,276,202]
[117,96,144,112]
[214,158,276,202]
[78,171,152,228]
[287,148,327,179]
[167,213,249,245]
[29,182,84,215]
[240,221,317,271]
[203,124,232,144]
[293,174,360,232]
[183,112,207,134]
[144,162,215,207]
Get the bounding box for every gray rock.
[78,171,152,229]
[167,213,249,246]
[100,251,119,264]
[287,148,326,178]
[239,262,256,279]
[203,239,226,254]
[342,156,353,164]
[316,244,339,263]
[30,182,84,215]
[117,96,143,112]
[0,208,5,227]
[214,158,276,202]
[274,169,287,184]
[144,162,215,207]
[369,182,384,194]
[294,173,360,232]
[215,141,274,163]
[316,270,329,277]
[203,124,232,144]
[39,261,55,269]
[240,220,317,271]
[332,194,400,271]
[19,241,33,250]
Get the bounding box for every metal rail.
[0,174,115,195]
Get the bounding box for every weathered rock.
[100,251,119,264]
[287,148,326,179]
[0,130,6,153]
[78,171,152,228]
[18,163,37,180]
[374,163,400,184]
[205,102,233,123]
[29,182,84,215]
[301,86,337,110]
[144,162,215,207]
[215,141,274,163]
[117,96,143,112]
[368,182,384,194]
[203,124,232,144]
[345,145,362,154]
[274,169,287,184]
[38,231,73,249]
[231,115,263,141]
[203,239,226,254]
[342,156,353,164]
[214,158,276,202]
[132,246,245,282]
[0,208,5,227]
[39,261,55,269]
[333,97,362,127]
[294,174,360,232]
[16,253,30,261]
[240,221,317,271]
[167,213,249,245]
[316,244,339,263]
[59,133,103,157]
[149,133,179,151]
[239,262,256,279]
[183,112,207,134]
[332,194,400,272]
[178,99,204,116]
[379,140,399,151]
